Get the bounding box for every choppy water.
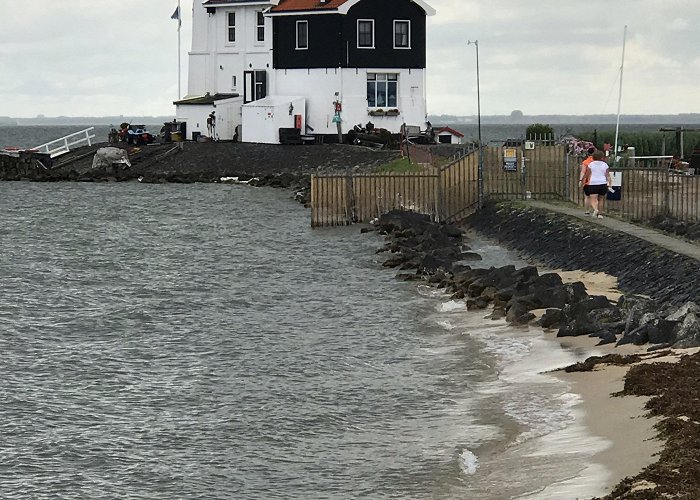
[1,182,612,499]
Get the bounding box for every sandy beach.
[538,270,665,497]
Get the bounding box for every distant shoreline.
[3,113,700,127]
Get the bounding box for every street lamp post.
[468,40,483,207]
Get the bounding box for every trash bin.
[192,131,201,142]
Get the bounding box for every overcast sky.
[1,0,698,118]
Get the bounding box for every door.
[244,70,267,103]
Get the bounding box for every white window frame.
[296,20,308,50]
[393,20,410,49]
[227,11,236,43]
[256,11,265,43]
[366,72,398,108]
[357,19,374,49]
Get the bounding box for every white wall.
[175,104,212,140]
[271,68,427,135]
[215,97,244,140]
[188,1,273,97]
[175,96,242,140]
[241,97,306,144]
[437,132,463,144]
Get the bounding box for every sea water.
[0,182,613,499]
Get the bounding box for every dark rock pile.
[646,214,700,242]
[369,209,700,349]
[465,202,699,306]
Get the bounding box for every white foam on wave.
[424,288,610,494]
[435,319,455,330]
[416,284,445,298]
[437,300,467,313]
[459,449,479,475]
[503,391,581,445]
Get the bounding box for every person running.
[579,147,595,215]
[583,150,612,218]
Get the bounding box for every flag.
[171,6,180,26]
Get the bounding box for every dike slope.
[1,142,400,184]
[465,202,699,306]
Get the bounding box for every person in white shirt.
[583,150,612,218]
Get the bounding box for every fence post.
[436,168,443,222]
[477,144,484,208]
[520,145,527,200]
[345,167,354,225]
[564,151,570,200]
[664,168,670,216]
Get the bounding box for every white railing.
[33,127,96,157]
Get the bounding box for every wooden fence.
[311,145,700,226]
[566,161,700,222]
[483,145,566,200]
[311,149,479,227]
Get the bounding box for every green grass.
[375,157,426,173]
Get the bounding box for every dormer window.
[394,20,410,49]
[227,12,236,42]
[357,19,374,48]
[296,20,308,49]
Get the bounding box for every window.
[357,19,374,48]
[227,12,236,42]
[394,20,410,48]
[231,75,237,91]
[256,11,265,42]
[367,73,397,108]
[296,20,308,49]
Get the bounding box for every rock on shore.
[368,208,700,499]
[465,202,699,306]
[368,208,700,349]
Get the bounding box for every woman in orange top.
[579,147,595,215]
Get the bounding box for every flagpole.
[613,25,627,163]
[177,0,181,99]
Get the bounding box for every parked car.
[118,124,155,146]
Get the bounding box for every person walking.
[582,150,612,218]
[579,147,595,215]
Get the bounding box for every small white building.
[174,93,242,140]
[241,96,306,144]
[435,126,465,145]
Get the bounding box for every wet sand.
[539,270,664,497]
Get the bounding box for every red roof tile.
[270,0,351,13]
[436,127,465,138]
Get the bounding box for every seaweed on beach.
[597,350,700,499]
[563,351,673,373]
[562,353,644,372]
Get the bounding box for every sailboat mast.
[613,25,627,162]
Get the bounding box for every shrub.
[526,123,554,140]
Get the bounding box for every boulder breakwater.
[367,209,700,350]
